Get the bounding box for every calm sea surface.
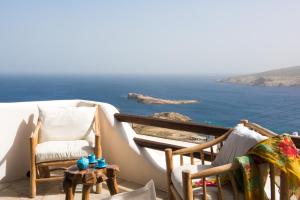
[0,75,299,133]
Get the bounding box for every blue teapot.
[77,157,89,170]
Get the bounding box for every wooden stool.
[63,164,119,200]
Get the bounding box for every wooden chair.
[29,105,102,198]
[165,120,286,200]
[178,161,289,200]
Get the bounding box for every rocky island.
[132,112,207,143]
[221,66,300,87]
[128,93,198,104]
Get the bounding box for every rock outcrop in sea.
[132,112,207,144]
[221,66,300,87]
[128,93,198,104]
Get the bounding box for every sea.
[0,74,299,134]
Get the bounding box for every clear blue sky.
[0,1,300,75]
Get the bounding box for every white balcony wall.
[0,100,167,190]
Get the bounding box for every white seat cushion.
[103,180,156,200]
[171,164,243,199]
[171,164,211,198]
[38,106,96,143]
[212,123,267,167]
[35,140,94,163]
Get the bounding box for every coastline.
[221,66,300,87]
[0,75,298,133]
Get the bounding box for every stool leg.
[82,185,92,200]
[63,179,75,200]
[72,184,77,195]
[96,183,102,194]
[106,168,119,195]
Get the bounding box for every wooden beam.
[133,137,213,160]
[117,113,300,149]
[133,137,183,151]
[115,113,229,137]
[36,176,64,183]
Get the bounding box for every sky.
[0,1,300,75]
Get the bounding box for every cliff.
[221,66,300,87]
[132,112,207,143]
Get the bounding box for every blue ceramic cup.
[77,157,89,170]
[97,158,107,168]
[88,154,97,163]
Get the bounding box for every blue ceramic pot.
[88,154,97,164]
[96,158,107,168]
[77,157,89,170]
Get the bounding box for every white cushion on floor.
[35,140,94,163]
[212,123,267,167]
[171,164,244,199]
[103,180,156,200]
[38,106,96,143]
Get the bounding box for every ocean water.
[0,75,299,133]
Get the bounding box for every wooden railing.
[114,113,228,160]
[114,113,300,150]
[114,113,229,136]
[114,113,299,199]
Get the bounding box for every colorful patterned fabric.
[235,134,300,200]
[192,178,217,188]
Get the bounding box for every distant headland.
[132,112,206,143]
[221,66,300,87]
[128,93,198,105]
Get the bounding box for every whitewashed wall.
[0,100,167,190]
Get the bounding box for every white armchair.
[30,105,102,197]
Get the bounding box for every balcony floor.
[0,178,168,200]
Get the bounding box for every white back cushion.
[38,106,96,143]
[103,180,156,200]
[212,123,267,166]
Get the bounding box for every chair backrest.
[239,121,298,199]
[242,119,300,149]
[240,119,277,137]
[212,121,268,166]
[38,105,97,143]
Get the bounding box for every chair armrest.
[173,128,232,155]
[190,162,238,179]
[94,134,102,158]
[182,162,239,200]
[94,105,101,136]
[94,105,102,157]
[30,121,41,163]
[30,121,41,142]
[94,130,101,137]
